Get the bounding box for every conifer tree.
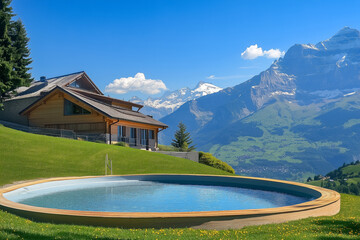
[171,122,195,152]
[0,0,14,107]
[9,19,32,86]
[0,0,32,109]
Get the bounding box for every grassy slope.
[1,126,360,239]
[342,164,360,175]
[0,125,229,186]
[308,163,360,192]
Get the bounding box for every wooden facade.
[26,91,105,133]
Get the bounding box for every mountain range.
[159,27,360,181]
[130,82,222,119]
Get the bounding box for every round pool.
[0,174,340,229]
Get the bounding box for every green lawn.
[1,125,360,239]
[0,125,229,186]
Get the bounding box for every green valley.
[207,93,360,181]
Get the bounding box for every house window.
[130,128,137,138]
[64,99,90,115]
[69,80,80,88]
[149,130,155,139]
[130,128,137,145]
[140,129,148,145]
[118,126,126,142]
[118,126,126,137]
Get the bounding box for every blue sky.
[12,0,360,100]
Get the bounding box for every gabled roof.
[11,71,104,100]
[20,86,168,128]
[11,71,142,108]
[11,72,85,100]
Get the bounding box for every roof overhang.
[68,87,143,110]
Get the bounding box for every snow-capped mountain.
[130,82,222,119]
[161,27,360,139]
[159,27,360,180]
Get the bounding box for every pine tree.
[171,122,195,152]
[0,0,14,107]
[9,19,32,85]
[0,0,32,109]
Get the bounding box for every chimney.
[40,76,46,82]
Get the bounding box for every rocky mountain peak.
[316,26,360,50]
[333,26,360,38]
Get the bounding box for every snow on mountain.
[130,82,222,119]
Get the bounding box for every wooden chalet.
[0,72,167,150]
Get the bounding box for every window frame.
[64,99,91,116]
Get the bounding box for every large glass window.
[118,126,126,137]
[118,126,126,142]
[64,99,90,116]
[140,129,148,145]
[149,130,155,139]
[130,128,137,145]
[130,128,137,138]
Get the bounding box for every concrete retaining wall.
[157,151,199,162]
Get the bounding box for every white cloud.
[241,44,264,60]
[105,73,167,95]
[241,44,285,60]
[264,49,285,59]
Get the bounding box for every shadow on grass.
[314,219,360,239]
[1,228,131,240]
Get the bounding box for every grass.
[1,125,360,239]
[342,164,360,175]
[0,194,359,239]
[0,125,230,186]
[157,144,179,151]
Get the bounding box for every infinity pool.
[4,176,312,212]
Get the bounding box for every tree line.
[307,160,360,196]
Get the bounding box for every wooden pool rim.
[0,174,340,230]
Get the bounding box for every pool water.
[5,179,311,212]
